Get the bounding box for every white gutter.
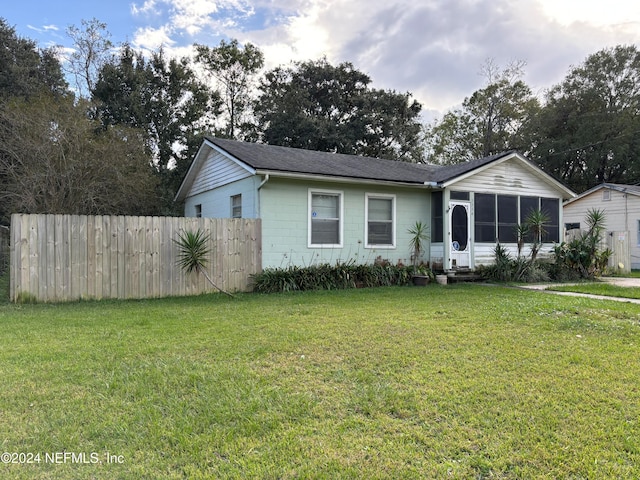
[254,169,427,188]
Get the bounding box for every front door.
[449,201,470,269]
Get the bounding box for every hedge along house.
[175,137,576,272]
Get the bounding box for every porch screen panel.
[474,193,496,242]
[311,193,340,244]
[541,198,560,243]
[497,195,518,242]
[368,197,393,245]
[520,196,539,242]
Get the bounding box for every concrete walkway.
[517,277,640,304]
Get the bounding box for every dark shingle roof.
[207,136,440,184]
[175,138,575,202]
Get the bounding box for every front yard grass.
[547,282,640,300]
[1,285,639,479]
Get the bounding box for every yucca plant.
[174,228,234,297]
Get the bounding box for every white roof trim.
[254,169,429,188]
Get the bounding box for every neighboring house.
[563,183,640,270]
[175,137,576,271]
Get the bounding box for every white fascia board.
[254,169,426,188]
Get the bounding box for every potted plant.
[408,221,432,285]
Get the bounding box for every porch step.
[446,271,483,283]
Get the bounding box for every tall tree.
[528,45,640,193]
[93,45,221,212]
[425,60,539,164]
[0,93,159,219]
[65,18,113,98]
[254,58,423,161]
[0,18,67,100]
[195,39,264,139]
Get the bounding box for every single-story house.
[563,183,640,271]
[175,137,576,271]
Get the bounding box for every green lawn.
[548,282,640,300]
[1,285,639,479]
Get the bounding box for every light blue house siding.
[259,177,430,269]
[184,177,260,219]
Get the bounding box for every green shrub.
[552,208,611,279]
[250,261,429,293]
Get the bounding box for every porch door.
[449,201,470,269]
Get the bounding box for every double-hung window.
[231,194,242,218]
[366,194,395,247]
[309,190,343,247]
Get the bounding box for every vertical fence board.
[9,214,261,302]
[45,215,55,302]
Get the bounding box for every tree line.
[1,17,639,224]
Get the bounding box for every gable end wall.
[188,150,252,197]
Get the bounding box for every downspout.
[256,174,270,218]
[258,174,270,190]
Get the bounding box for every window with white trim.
[309,190,343,247]
[231,194,242,218]
[366,194,395,247]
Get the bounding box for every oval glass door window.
[451,205,468,251]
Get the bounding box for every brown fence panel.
[9,214,262,302]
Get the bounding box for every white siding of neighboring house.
[448,157,568,267]
[564,188,640,269]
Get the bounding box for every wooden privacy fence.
[9,214,262,302]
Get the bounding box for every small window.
[195,204,202,218]
[231,194,242,218]
[309,190,342,247]
[432,191,443,242]
[450,191,470,200]
[565,223,580,231]
[603,190,611,201]
[366,194,395,247]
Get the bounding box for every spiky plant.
[525,208,549,262]
[174,228,233,297]
[408,221,430,270]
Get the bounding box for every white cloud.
[130,0,640,114]
[133,25,176,50]
[131,0,161,16]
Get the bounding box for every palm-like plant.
[408,221,430,270]
[525,209,549,262]
[174,228,234,297]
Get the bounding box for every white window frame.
[365,193,396,248]
[231,194,242,218]
[308,189,343,248]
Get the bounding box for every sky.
[3,0,640,120]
